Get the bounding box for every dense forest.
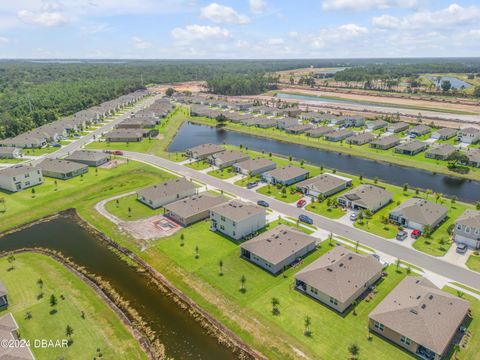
[205,73,279,95]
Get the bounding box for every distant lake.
[427,76,472,89]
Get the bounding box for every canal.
[0,217,236,360]
[169,122,480,203]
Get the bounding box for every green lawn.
[0,161,173,234]
[104,193,171,221]
[306,201,345,219]
[22,147,58,156]
[234,176,260,187]
[0,158,25,164]
[207,167,237,179]
[0,253,146,360]
[466,253,480,273]
[184,160,212,170]
[86,139,162,154]
[257,184,302,203]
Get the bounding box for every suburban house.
[276,117,299,130]
[465,149,480,168]
[210,200,266,240]
[388,198,448,232]
[329,117,346,126]
[105,129,147,142]
[395,141,428,156]
[240,225,316,274]
[458,127,480,144]
[164,193,228,226]
[344,116,365,127]
[186,143,225,160]
[0,147,22,159]
[0,165,43,192]
[285,124,314,134]
[0,313,35,360]
[65,150,110,167]
[37,158,89,180]
[233,157,276,176]
[299,112,331,123]
[370,135,401,150]
[387,122,409,133]
[208,150,249,169]
[366,120,387,130]
[262,165,310,186]
[337,184,392,213]
[250,106,274,115]
[234,103,253,111]
[454,210,480,249]
[0,281,8,309]
[306,126,334,138]
[369,276,470,360]
[137,178,196,209]
[116,117,157,129]
[346,132,375,145]
[324,129,354,142]
[296,173,352,199]
[431,128,457,140]
[254,118,278,128]
[295,246,383,313]
[0,133,47,148]
[408,124,431,136]
[425,144,456,160]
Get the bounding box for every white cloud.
[130,36,152,49]
[171,24,230,43]
[0,37,9,44]
[338,23,368,36]
[17,1,69,27]
[200,3,250,24]
[322,0,416,11]
[373,3,480,29]
[249,0,267,14]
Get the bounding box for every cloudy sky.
[0,0,479,59]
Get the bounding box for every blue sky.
[0,0,480,58]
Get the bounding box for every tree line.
[205,73,279,95]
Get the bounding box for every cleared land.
[0,253,146,360]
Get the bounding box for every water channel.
[169,122,480,203]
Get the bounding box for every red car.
[411,229,421,239]
[112,150,124,156]
[296,199,307,208]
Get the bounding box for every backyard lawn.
[257,184,302,203]
[22,147,58,156]
[0,253,146,360]
[184,160,212,170]
[104,193,170,221]
[466,252,480,273]
[207,167,237,179]
[234,175,260,187]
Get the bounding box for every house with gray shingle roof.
[137,178,196,209]
[296,173,352,199]
[0,147,22,159]
[208,150,249,169]
[285,123,314,134]
[465,149,480,168]
[186,143,225,160]
[164,193,228,226]
[262,165,310,186]
[337,184,392,213]
[0,165,43,192]
[454,210,480,249]
[65,150,109,167]
[458,127,480,144]
[395,140,428,156]
[425,144,456,160]
[366,120,388,130]
[210,200,266,240]
[241,225,316,274]
[370,135,401,150]
[346,132,375,145]
[369,276,470,360]
[233,157,276,176]
[408,124,431,136]
[105,129,148,142]
[295,246,383,313]
[37,158,88,180]
[276,117,299,130]
[324,129,354,142]
[431,127,457,140]
[388,198,448,232]
[306,126,334,138]
[387,122,409,133]
[0,313,35,359]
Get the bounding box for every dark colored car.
[298,214,313,225]
[257,200,269,207]
[456,243,468,254]
[246,181,258,189]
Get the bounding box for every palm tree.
[24,311,32,320]
[180,233,184,247]
[304,315,311,336]
[218,260,223,276]
[240,275,246,293]
[271,297,280,315]
[348,343,360,359]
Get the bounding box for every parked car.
[409,134,417,139]
[257,200,269,207]
[51,143,61,147]
[296,199,307,208]
[112,150,124,155]
[411,229,421,239]
[73,134,80,137]
[456,243,468,254]
[349,213,357,221]
[298,214,313,225]
[396,230,408,241]
[246,181,258,189]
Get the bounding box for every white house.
[0,165,43,192]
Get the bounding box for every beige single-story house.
[164,193,228,226]
[241,225,317,274]
[208,150,249,169]
[395,140,428,156]
[388,197,448,232]
[458,127,480,144]
[424,144,456,160]
[296,173,352,199]
[105,129,147,142]
[408,124,431,136]
[369,276,470,360]
[387,122,409,133]
[137,178,196,209]
[65,150,109,167]
[295,246,383,313]
[431,128,457,140]
[186,143,225,160]
[262,165,309,186]
[306,126,334,138]
[366,120,387,130]
[36,158,88,180]
[324,129,354,142]
[346,132,375,145]
[370,135,401,150]
[337,184,392,213]
[233,157,276,176]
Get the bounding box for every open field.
[0,253,146,360]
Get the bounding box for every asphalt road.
[124,151,480,290]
